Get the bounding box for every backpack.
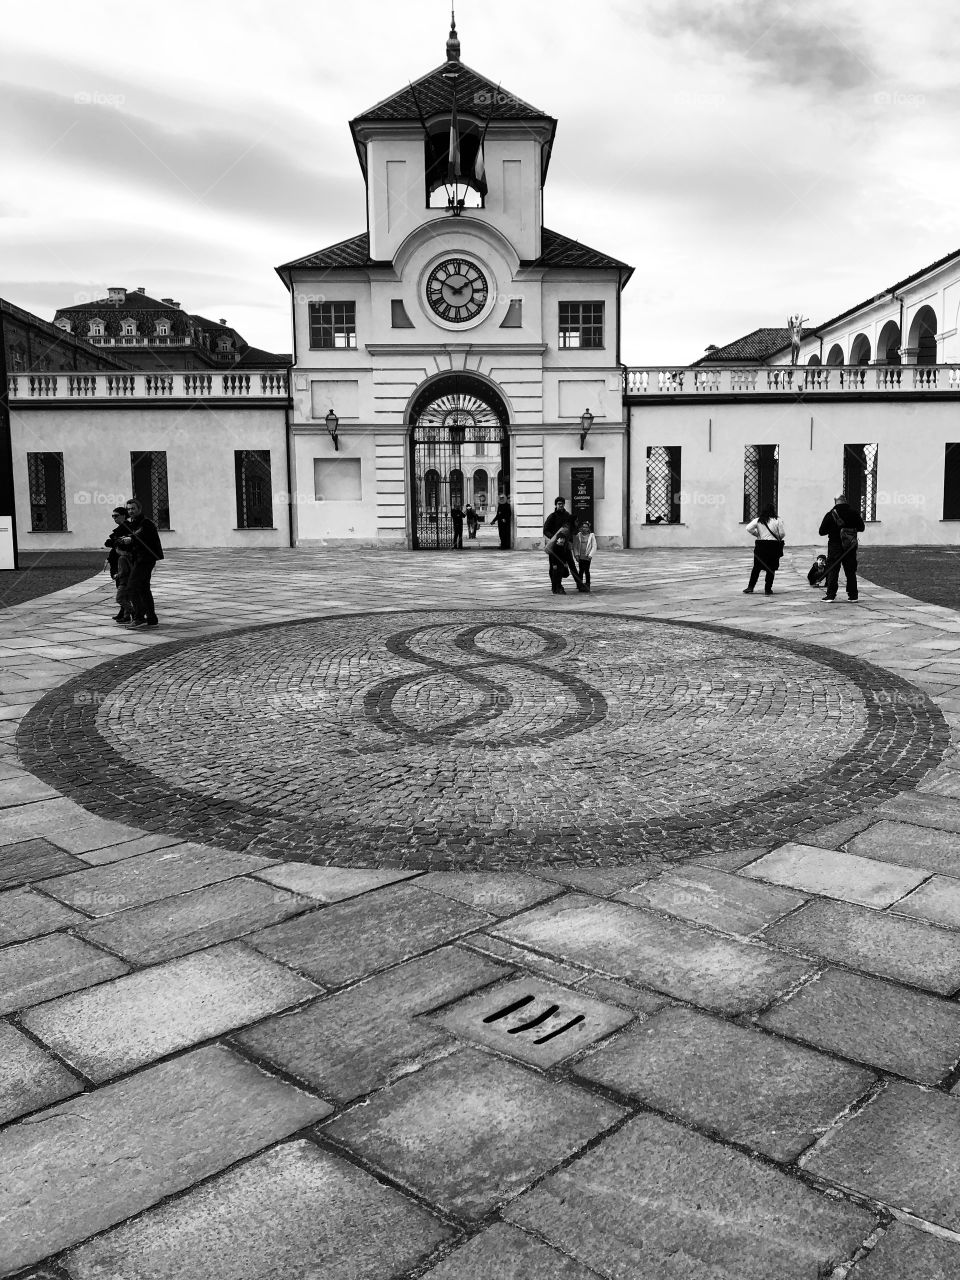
[833,508,858,553]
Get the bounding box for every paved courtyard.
[3,545,960,1276]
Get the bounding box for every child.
[104,506,134,623]
[544,526,584,594]
[573,520,597,592]
[807,554,828,588]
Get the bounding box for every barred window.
[235,450,274,529]
[309,302,357,349]
[843,443,878,522]
[645,446,681,524]
[743,445,779,522]
[559,302,604,350]
[27,452,67,532]
[945,444,960,520]
[130,451,170,530]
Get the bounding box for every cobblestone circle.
[17,609,950,870]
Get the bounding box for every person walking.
[465,504,478,540]
[122,498,164,627]
[573,520,597,592]
[818,492,865,602]
[544,526,584,594]
[490,495,512,549]
[743,503,785,595]
[450,501,464,549]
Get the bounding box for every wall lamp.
[325,408,340,451]
[579,408,594,451]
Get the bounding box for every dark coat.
[126,516,164,563]
[819,502,865,547]
[543,507,573,538]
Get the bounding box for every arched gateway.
[409,373,510,549]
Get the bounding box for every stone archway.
[408,373,510,550]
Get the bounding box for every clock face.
[425,258,490,324]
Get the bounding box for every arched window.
[424,469,441,511]
[807,354,821,366]
[850,334,871,366]
[826,343,844,366]
[909,305,938,365]
[472,467,488,512]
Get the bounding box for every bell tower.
[349,16,556,262]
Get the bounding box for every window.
[843,443,878,522]
[743,445,779,522]
[27,453,67,532]
[390,300,414,329]
[944,444,960,520]
[559,302,604,349]
[235,450,274,528]
[645,446,681,524]
[130,451,170,530]
[309,302,357,350]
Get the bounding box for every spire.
[446,8,460,63]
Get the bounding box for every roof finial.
[446,7,460,62]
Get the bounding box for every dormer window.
[122,321,135,336]
[155,320,169,337]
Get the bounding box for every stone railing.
[623,364,960,396]
[8,370,289,401]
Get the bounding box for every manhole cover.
[428,977,633,1067]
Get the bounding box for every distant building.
[51,287,288,372]
[2,298,127,375]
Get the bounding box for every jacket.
[819,503,865,544]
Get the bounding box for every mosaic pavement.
[4,547,960,1278]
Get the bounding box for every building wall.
[629,397,960,546]
[12,404,288,550]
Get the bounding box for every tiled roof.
[529,229,634,280]
[56,291,175,313]
[812,246,960,333]
[693,327,815,365]
[353,61,550,123]
[278,228,633,281]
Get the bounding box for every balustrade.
[8,370,289,401]
[623,364,960,397]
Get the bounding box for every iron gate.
[410,387,509,549]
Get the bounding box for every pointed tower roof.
[351,16,553,123]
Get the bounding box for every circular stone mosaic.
[18,610,949,870]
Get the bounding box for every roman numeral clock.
[424,256,491,325]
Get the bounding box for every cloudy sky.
[2,0,957,362]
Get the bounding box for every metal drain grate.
[429,977,632,1067]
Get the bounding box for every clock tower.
[278,17,632,550]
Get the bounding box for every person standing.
[104,505,134,623]
[490,495,511,549]
[543,496,572,539]
[450,501,464,549]
[818,492,865,602]
[465,504,478,540]
[123,498,164,627]
[573,520,597,592]
[743,503,785,595]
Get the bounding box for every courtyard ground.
[2,543,960,1277]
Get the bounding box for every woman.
[744,503,785,595]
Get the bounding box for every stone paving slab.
[846,820,960,874]
[0,776,60,807]
[0,1044,332,1275]
[0,1020,83,1124]
[575,972,671,1016]
[22,942,321,1082]
[847,1220,960,1278]
[0,838,86,888]
[459,933,591,986]
[419,1222,598,1279]
[429,975,634,1068]
[495,893,814,1014]
[0,933,129,1016]
[416,870,560,916]
[0,886,87,944]
[41,845,276,917]
[62,1140,452,1280]
[75,876,314,964]
[760,967,960,1084]
[503,1111,875,1279]
[894,875,960,929]
[235,947,510,1104]
[322,1047,625,1220]
[78,832,184,866]
[617,865,807,935]
[742,842,926,907]
[573,1004,874,1162]
[251,862,420,903]
[878,792,960,832]
[763,899,960,994]
[803,1081,960,1231]
[247,882,492,987]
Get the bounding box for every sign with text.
[570,467,594,532]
